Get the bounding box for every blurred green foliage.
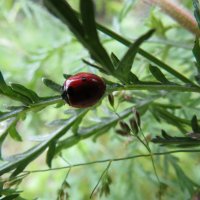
[0,0,200,200]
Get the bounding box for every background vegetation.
[0,0,200,199]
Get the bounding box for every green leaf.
[0,72,32,105]
[149,65,170,83]
[96,22,195,85]
[11,163,27,177]
[193,39,200,69]
[43,0,85,42]
[152,130,200,148]
[42,78,62,93]
[0,71,13,95]
[80,0,114,72]
[116,29,155,82]
[193,39,200,85]
[193,0,200,29]
[8,124,22,142]
[191,115,199,132]
[0,130,9,160]
[82,59,108,74]
[11,83,40,103]
[110,52,120,68]
[0,109,88,176]
[46,141,56,168]
[63,74,71,79]
[108,93,114,108]
[56,104,150,153]
[0,119,16,160]
[152,107,190,134]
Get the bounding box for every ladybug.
[62,72,106,108]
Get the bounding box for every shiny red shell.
[62,72,106,108]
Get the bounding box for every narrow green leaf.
[193,0,200,29]
[80,0,114,71]
[108,93,114,108]
[42,78,62,93]
[63,74,71,79]
[46,141,56,168]
[0,71,13,95]
[0,72,32,104]
[191,115,199,132]
[110,52,120,67]
[128,72,140,83]
[43,0,85,43]
[10,163,27,177]
[0,131,9,160]
[56,103,150,153]
[11,83,40,103]
[151,132,200,147]
[193,39,200,76]
[149,65,170,83]
[0,109,88,176]
[0,119,17,160]
[82,59,108,74]
[116,29,155,80]
[193,39,200,66]
[8,124,22,142]
[96,22,196,85]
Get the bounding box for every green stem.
[24,149,200,174]
[108,83,200,93]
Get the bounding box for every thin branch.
[108,83,200,93]
[25,149,200,174]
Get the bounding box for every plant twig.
[24,149,200,174]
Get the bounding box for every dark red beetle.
[62,72,106,108]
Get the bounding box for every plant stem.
[108,83,200,93]
[25,149,200,174]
